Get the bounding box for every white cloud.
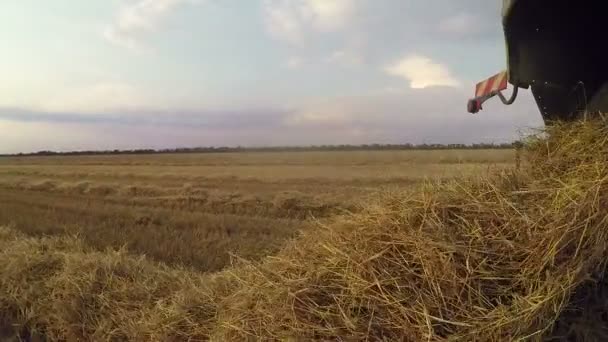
[384,55,461,89]
[42,82,146,113]
[263,0,356,44]
[104,0,199,49]
[280,86,542,146]
[437,12,480,37]
[1,86,543,153]
[285,103,350,127]
[326,49,363,67]
[285,56,305,69]
[263,1,305,44]
[307,0,356,31]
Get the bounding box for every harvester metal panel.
[502,0,516,19]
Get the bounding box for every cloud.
[437,12,485,38]
[326,50,363,67]
[0,85,543,154]
[283,86,542,145]
[306,0,356,31]
[42,82,146,113]
[27,78,208,115]
[384,55,461,89]
[263,0,356,44]
[0,107,288,129]
[285,103,350,127]
[260,1,501,75]
[285,56,305,69]
[104,0,199,49]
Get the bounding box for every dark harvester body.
[469,0,608,123]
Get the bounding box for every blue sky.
[0,0,542,153]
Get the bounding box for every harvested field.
[4,124,608,342]
[0,149,509,271]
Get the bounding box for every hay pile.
[214,120,608,341]
[0,227,223,341]
[0,228,216,340]
[1,120,608,341]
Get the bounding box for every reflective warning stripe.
[475,71,508,98]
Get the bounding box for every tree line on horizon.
[2,142,522,157]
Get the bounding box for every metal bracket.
[498,86,519,105]
[467,86,519,114]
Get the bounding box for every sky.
[0,0,543,153]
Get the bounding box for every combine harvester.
[467,0,608,122]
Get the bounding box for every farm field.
[1,123,608,341]
[0,149,514,272]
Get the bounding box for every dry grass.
[0,150,512,188]
[0,189,305,272]
[0,149,514,167]
[209,120,608,341]
[6,129,608,341]
[0,227,220,341]
[0,149,506,273]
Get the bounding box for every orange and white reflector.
[467,70,510,114]
[475,71,508,98]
